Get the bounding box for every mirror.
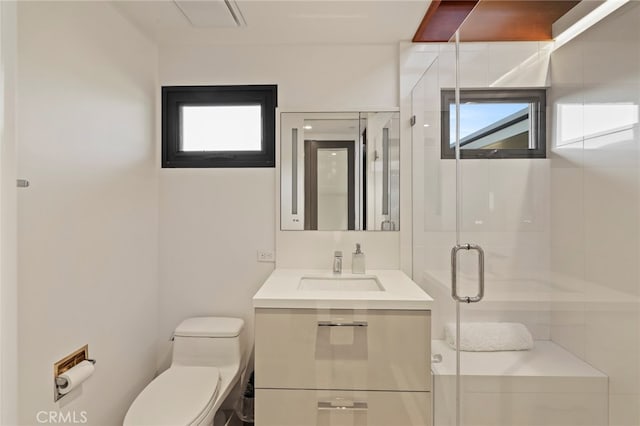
[281,112,399,231]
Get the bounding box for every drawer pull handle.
[317,321,368,327]
[317,401,368,411]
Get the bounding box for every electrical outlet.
[257,250,275,263]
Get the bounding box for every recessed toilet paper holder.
[55,360,96,386]
[53,345,96,402]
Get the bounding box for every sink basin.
[298,276,384,291]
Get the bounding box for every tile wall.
[549,4,640,425]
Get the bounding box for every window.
[441,89,546,159]
[162,85,277,168]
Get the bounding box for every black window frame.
[441,88,546,159]
[162,85,277,168]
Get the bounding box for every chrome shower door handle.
[451,243,485,303]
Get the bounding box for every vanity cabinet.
[254,308,432,426]
[256,389,431,426]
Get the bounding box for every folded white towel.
[444,322,534,352]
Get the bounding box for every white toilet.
[124,317,247,426]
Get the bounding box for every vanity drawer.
[255,308,430,391]
[255,389,431,426]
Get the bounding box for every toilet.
[124,317,247,426]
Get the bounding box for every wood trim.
[413,0,579,42]
[458,1,580,41]
[54,345,89,378]
[412,0,441,42]
[412,0,478,42]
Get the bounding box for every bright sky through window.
[449,103,528,144]
[181,105,262,151]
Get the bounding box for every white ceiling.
[112,0,431,46]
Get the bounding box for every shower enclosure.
[411,4,640,425]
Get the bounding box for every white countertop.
[253,269,433,310]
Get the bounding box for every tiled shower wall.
[549,4,640,425]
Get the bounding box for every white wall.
[0,1,18,424]
[158,43,400,368]
[549,4,640,425]
[17,3,158,425]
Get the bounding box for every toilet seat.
[123,366,220,426]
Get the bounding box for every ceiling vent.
[173,0,246,28]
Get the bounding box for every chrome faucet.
[333,251,343,274]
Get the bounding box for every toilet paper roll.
[57,360,94,395]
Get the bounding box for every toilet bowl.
[124,317,247,426]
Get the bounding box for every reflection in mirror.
[317,148,349,230]
[306,141,354,230]
[281,112,399,231]
[441,89,546,159]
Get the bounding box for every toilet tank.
[171,317,246,368]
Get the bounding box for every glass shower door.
[447,31,487,426]
[412,29,550,426]
[444,28,543,426]
[411,32,492,426]
[410,48,462,425]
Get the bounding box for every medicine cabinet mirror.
[281,112,400,231]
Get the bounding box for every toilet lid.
[174,317,244,338]
[124,366,220,426]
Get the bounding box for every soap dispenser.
[352,243,366,274]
